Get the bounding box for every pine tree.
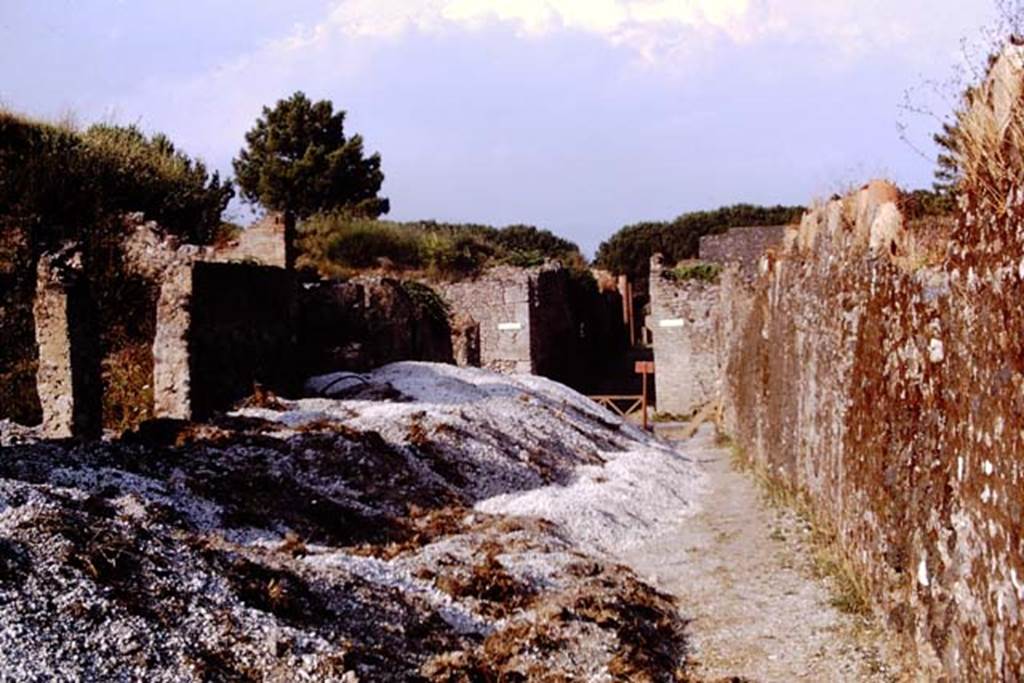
[233,92,389,220]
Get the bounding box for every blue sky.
[0,1,1000,255]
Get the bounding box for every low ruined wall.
[440,263,573,378]
[699,225,787,279]
[297,276,453,376]
[648,256,721,416]
[722,177,1024,677]
[214,212,295,269]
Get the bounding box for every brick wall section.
[699,225,788,279]
[32,247,101,438]
[440,263,573,378]
[648,255,721,416]
[153,262,297,420]
[722,173,1023,677]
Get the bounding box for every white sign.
[658,319,685,328]
[497,322,523,331]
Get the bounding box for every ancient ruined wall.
[699,225,787,279]
[154,262,296,420]
[214,212,295,269]
[32,247,101,438]
[0,222,41,424]
[528,266,575,382]
[648,255,721,416]
[723,169,1024,676]
[296,276,453,376]
[440,263,572,377]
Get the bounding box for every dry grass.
[951,44,1024,221]
[234,383,288,411]
[728,441,873,617]
[102,342,155,433]
[434,548,539,619]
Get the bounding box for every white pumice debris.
[0,362,699,681]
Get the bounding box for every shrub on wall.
[666,262,723,284]
[0,111,232,247]
[594,204,805,283]
[0,110,232,428]
[298,213,586,281]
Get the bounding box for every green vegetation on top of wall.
[0,110,232,246]
[298,212,586,281]
[399,280,453,326]
[595,204,805,283]
[666,262,723,284]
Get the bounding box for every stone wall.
[214,212,295,269]
[0,222,41,424]
[154,262,297,420]
[699,225,787,279]
[647,255,721,416]
[721,177,1024,677]
[296,276,453,376]
[440,263,574,379]
[32,246,101,438]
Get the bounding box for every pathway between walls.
[623,426,904,682]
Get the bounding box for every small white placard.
[497,322,523,331]
[659,319,685,328]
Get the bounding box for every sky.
[0,0,1003,255]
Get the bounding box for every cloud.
[328,0,763,57]
[321,0,990,65]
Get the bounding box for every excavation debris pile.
[0,362,700,681]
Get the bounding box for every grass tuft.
[729,440,873,617]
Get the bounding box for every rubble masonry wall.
[440,263,573,378]
[647,255,721,416]
[722,176,1024,678]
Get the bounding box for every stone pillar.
[33,246,102,438]
[152,263,194,420]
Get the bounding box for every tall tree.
[233,92,389,219]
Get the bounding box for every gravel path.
[622,426,904,682]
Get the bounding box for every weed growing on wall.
[666,262,723,284]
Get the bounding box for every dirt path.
[622,426,901,682]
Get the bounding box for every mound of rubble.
[0,363,702,681]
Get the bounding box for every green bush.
[594,204,804,283]
[0,111,232,246]
[324,219,423,269]
[666,262,723,284]
[299,214,585,281]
